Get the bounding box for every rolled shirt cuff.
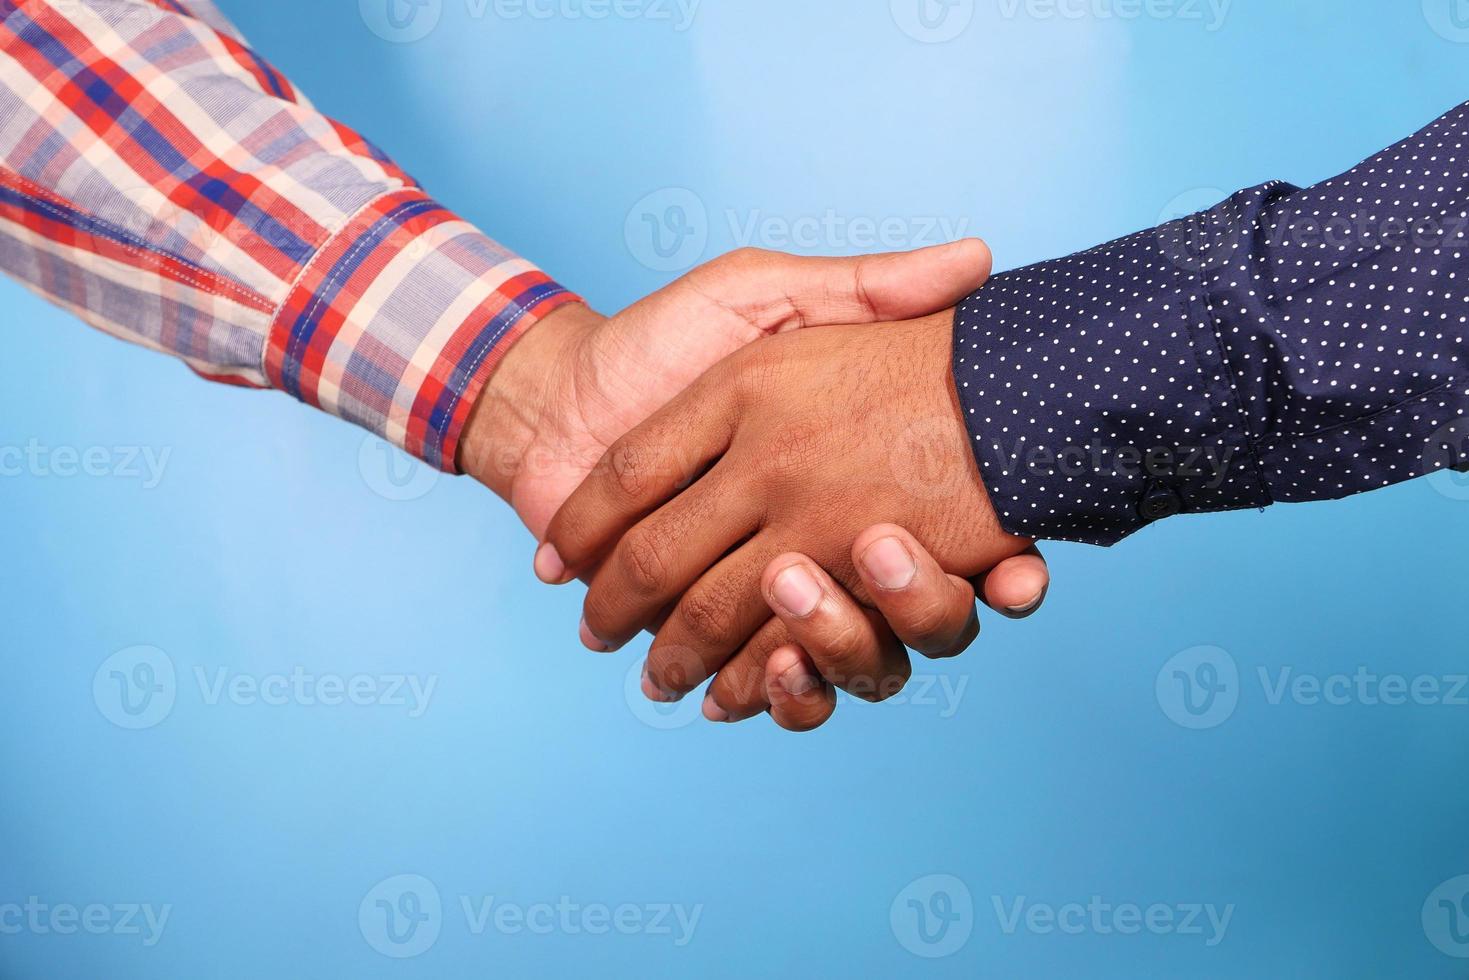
[952,204,1274,546]
[264,188,579,472]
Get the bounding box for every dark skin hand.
[538,309,1034,722]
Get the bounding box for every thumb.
[682,239,993,334]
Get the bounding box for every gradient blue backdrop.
[3,1,1468,977]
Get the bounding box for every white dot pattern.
[954,101,1469,546]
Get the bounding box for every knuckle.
[677,587,736,651]
[608,439,649,499]
[720,246,771,273]
[768,419,828,474]
[619,530,669,597]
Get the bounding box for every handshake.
[460,241,1049,732]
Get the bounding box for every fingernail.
[1003,586,1048,620]
[535,542,566,584]
[778,661,819,697]
[580,617,619,653]
[860,536,917,590]
[771,565,822,618]
[702,693,730,723]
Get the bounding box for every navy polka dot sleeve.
[954,100,1469,546]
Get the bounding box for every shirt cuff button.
[1138,482,1185,522]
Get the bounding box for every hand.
[540,309,1032,709]
[460,244,990,537]
[754,533,1049,732]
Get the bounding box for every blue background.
[3,1,1469,977]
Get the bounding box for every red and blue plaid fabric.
[0,0,577,470]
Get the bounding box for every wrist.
[458,301,606,501]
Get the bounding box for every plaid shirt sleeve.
[0,0,579,471]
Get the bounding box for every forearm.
[0,0,576,472]
[956,99,1469,545]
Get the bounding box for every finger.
[764,646,837,733]
[641,538,780,702]
[538,380,736,584]
[687,240,993,334]
[703,617,786,724]
[850,525,980,660]
[579,461,761,652]
[762,555,912,702]
[975,546,1050,620]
